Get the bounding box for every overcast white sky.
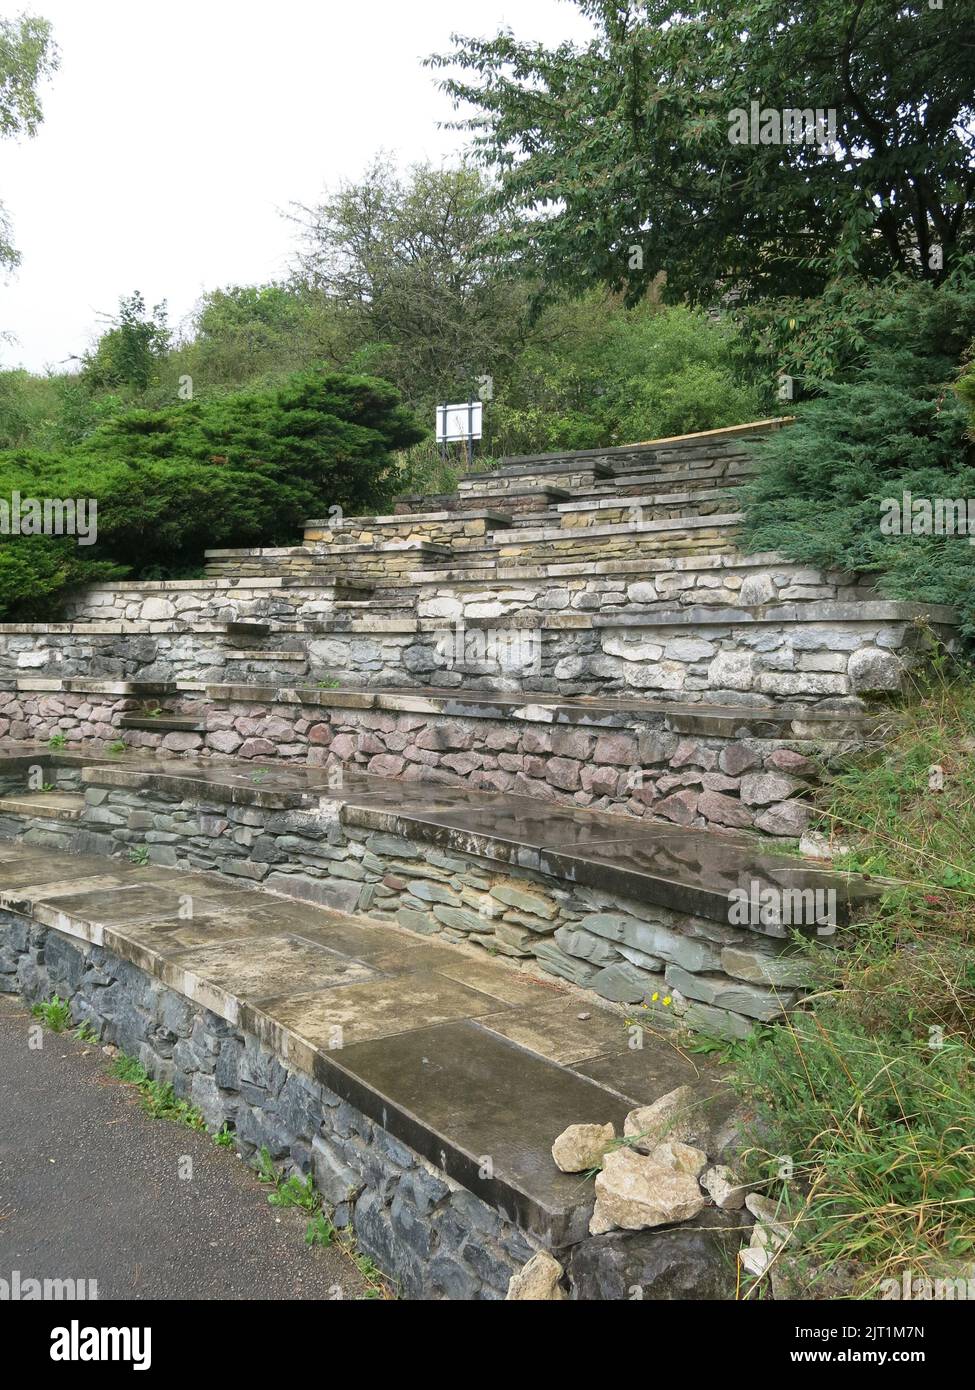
[0,0,592,373]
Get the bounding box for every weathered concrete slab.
[308,1019,630,1244]
[160,934,378,1019]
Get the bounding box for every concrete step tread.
[304,507,513,527]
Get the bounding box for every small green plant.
[253,1147,393,1297]
[141,1080,207,1129]
[109,1052,207,1131]
[110,1053,149,1084]
[213,1124,236,1149]
[269,1171,318,1211]
[256,1146,279,1186]
[351,1252,388,1299]
[686,1026,773,1065]
[107,740,127,755]
[40,781,55,792]
[316,678,341,690]
[305,1212,336,1247]
[31,994,72,1032]
[251,769,269,784]
[129,845,151,866]
[256,1147,317,1209]
[74,1020,99,1043]
[46,734,67,750]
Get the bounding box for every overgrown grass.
[732,671,975,1297]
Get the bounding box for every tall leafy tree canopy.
[291,156,530,403]
[0,11,58,271]
[430,0,975,306]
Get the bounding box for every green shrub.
[487,298,766,455]
[740,277,975,642]
[0,369,422,619]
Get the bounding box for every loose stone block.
[590,1148,706,1233]
[551,1123,616,1174]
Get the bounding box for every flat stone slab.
[477,997,629,1065]
[300,1019,631,1243]
[338,783,874,930]
[0,792,85,821]
[258,969,514,1050]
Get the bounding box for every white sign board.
[436,401,483,443]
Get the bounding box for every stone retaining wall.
[0,687,866,836]
[415,557,876,618]
[62,581,370,628]
[0,915,541,1299]
[0,630,310,685]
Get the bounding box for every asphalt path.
[0,993,371,1300]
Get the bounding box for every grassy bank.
[731,669,975,1298]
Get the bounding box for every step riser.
[63,583,374,627]
[203,551,439,580]
[304,512,511,548]
[0,604,954,705]
[415,564,875,617]
[15,557,886,635]
[459,465,611,494]
[1,687,869,836]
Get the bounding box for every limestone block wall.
[415,558,877,619]
[303,510,509,549]
[0,601,954,704]
[0,628,311,685]
[61,580,368,628]
[301,608,949,705]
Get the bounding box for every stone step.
[0,791,86,822]
[393,486,571,517]
[0,841,732,1249]
[64,581,376,627]
[203,540,451,580]
[0,748,874,936]
[493,512,743,548]
[303,508,513,549]
[556,488,740,528]
[0,678,881,837]
[118,716,206,734]
[462,419,791,490]
[459,459,615,493]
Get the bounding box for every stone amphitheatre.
[0,418,957,1298]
